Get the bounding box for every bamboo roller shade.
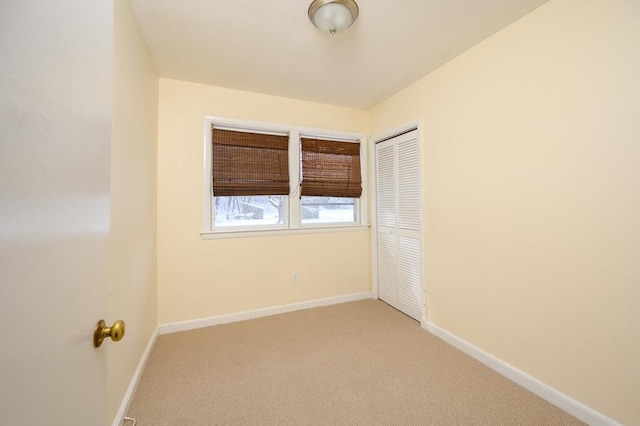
[300,138,362,198]
[212,128,290,196]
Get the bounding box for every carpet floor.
[126,299,584,425]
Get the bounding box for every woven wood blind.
[212,128,290,196]
[300,138,362,198]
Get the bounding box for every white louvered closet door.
[376,129,423,321]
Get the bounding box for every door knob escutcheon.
[93,319,126,347]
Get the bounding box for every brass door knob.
[93,319,126,348]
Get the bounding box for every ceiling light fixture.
[308,0,359,35]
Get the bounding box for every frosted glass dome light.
[308,0,359,35]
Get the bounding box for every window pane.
[301,196,356,224]
[214,196,287,227]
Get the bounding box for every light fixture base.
[308,0,359,35]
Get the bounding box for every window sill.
[201,225,369,240]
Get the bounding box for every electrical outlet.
[291,271,298,282]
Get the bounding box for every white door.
[0,2,112,425]
[376,129,423,321]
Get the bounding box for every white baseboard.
[159,291,373,335]
[112,327,159,426]
[423,322,620,426]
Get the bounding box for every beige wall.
[370,1,640,424]
[157,78,371,325]
[108,0,158,422]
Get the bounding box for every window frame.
[202,116,368,239]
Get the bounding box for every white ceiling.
[128,0,546,109]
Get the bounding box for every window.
[300,137,362,225]
[214,196,287,227]
[202,117,367,237]
[211,128,289,228]
[300,196,356,224]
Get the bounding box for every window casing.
[202,117,368,238]
[211,127,290,229]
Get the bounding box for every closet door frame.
[371,119,426,326]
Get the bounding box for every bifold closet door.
[376,129,422,321]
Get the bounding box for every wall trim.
[424,322,621,426]
[112,328,159,426]
[370,118,421,145]
[159,291,373,335]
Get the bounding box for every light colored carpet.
[127,299,584,425]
